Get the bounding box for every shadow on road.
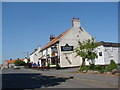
[2,73,69,89]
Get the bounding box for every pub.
[30,18,93,68]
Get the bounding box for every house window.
[99,52,102,56]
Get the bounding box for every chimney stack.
[50,35,55,41]
[10,58,12,60]
[38,45,41,50]
[34,49,38,51]
[72,18,80,27]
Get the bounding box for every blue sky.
[2,2,118,62]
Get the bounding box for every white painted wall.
[104,46,119,64]
[30,49,41,65]
[23,59,28,63]
[85,45,105,65]
[59,26,93,68]
[43,49,46,56]
[47,47,52,57]
[86,45,120,65]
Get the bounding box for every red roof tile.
[41,28,72,51]
[5,58,30,64]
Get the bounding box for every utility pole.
[27,52,29,58]
[22,51,29,58]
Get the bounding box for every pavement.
[2,67,119,89]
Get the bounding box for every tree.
[14,60,25,66]
[74,38,98,69]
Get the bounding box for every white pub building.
[30,18,120,68]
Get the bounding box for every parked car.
[13,65,20,70]
[1,66,4,70]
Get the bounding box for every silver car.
[13,65,20,70]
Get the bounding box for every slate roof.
[97,41,120,47]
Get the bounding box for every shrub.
[94,65,106,73]
[89,64,95,70]
[80,65,90,72]
[47,63,50,69]
[56,63,61,69]
[107,60,117,72]
[14,60,25,66]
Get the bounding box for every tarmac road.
[2,68,119,89]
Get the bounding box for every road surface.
[2,68,118,89]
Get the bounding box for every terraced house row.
[30,18,120,68]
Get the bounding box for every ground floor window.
[41,59,46,66]
[51,57,56,65]
[51,56,59,65]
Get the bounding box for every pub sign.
[61,44,74,51]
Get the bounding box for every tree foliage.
[14,60,25,66]
[107,60,117,71]
[74,38,98,68]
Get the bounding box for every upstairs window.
[99,52,102,56]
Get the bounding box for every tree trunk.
[79,58,85,70]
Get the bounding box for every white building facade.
[30,47,42,66]
[30,18,120,68]
[86,42,120,65]
[30,18,93,68]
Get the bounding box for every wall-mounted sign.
[61,44,74,51]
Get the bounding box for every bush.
[89,64,95,70]
[47,63,50,69]
[94,65,106,73]
[56,63,61,69]
[80,65,90,72]
[94,65,105,70]
[107,60,117,72]
[14,60,25,66]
